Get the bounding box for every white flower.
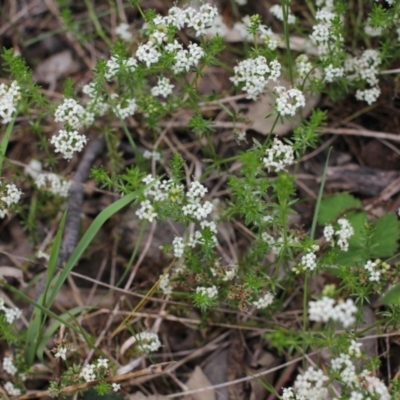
[4,382,21,396]
[196,285,218,299]
[136,42,161,67]
[112,383,121,392]
[143,150,161,161]
[172,236,185,258]
[331,353,357,384]
[54,347,67,360]
[234,0,247,5]
[323,224,334,242]
[50,129,88,160]
[135,332,162,353]
[136,199,157,222]
[300,252,317,271]
[296,55,313,79]
[1,302,22,324]
[0,81,21,124]
[25,159,42,179]
[54,98,91,130]
[159,273,173,295]
[230,56,281,100]
[293,366,328,399]
[97,357,108,369]
[173,43,205,74]
[270,5,296,24]
[115,23,132,41]
[80,364,96,382]
[35,173,70,197]
[281,387,294,400]
[309,296,357,328]
[348,340,362,358]
[113,98,137,119]
[263,137,294,172]
[355,87,381,105]
[336,218,354,251]
[252,292,274,309]
[359,370,391,400]
[151,77,174,98]
[274,86,305,116]
[324,64,344,82]
[3,357,18,375]
[1,184,22,207]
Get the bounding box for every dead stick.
[14,362,173,400]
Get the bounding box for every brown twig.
[14,362,173,400]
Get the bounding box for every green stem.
[281,0,294,86]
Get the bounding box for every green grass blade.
[45,190,140,312]
[0,115,16,174]
[310,147,332,240]
[24,211,67,365]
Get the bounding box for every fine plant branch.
[13,362,173,400]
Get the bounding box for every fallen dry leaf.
[184,366,215,400]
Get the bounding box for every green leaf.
[381,283,400,305]
[318,193,362,225]
[370,214,400,258]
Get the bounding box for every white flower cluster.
[172,236,185,258]
[296,55,313,79]
[270,5,296,24]
[35,173,70,197]
[136,42,161,68]
[4,382,21,396]
[323,64,344,83]
[82,82,109,116]
[0,297,22,324]
[252,292,274,309]
[364,18,382,37]
[113,98,137,119]
[50,129,88,161]
[182,181,213,220]
[159,273,173,295]
[151,77,174,98]
[300,251,317,271]
[79,357,109,382]
[310,3,343,56]
[282,367,328,399]
[0,81,21,124]
[196,285,218,299]
[115,22,132,42]
[105,56,137,80]
[3,356,17,375]
[0,183,23,219]
[331,354,391,399]
[54,98,94,130]
[161,4,218,36]
[143,150,161,161]
[324,218,354,251]
[263,137,295,172]
[25,159,70,197]
[135,331,162,353]
[364,259,389,282]
[230,56,281,100]
[169,42,205,74]
[274,86,305,116]
[348,340,363,358]
[52,97,94,160]
[345,50,381,105]
[309,296,357,328]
